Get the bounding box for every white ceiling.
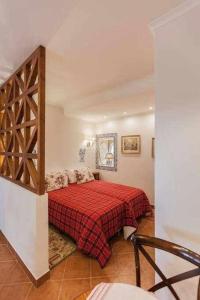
[0,0,184,122]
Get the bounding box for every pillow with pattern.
[75,167,94,184]
[64,169,77,184]
[82,167,94,178]
[45,171,68,192]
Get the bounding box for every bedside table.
[92,171,100,180]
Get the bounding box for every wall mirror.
[96,133,117,171]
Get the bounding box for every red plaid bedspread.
[78,180,152,227]
[48,185,129,267]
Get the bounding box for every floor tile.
[9,261,30,283]
[91,274,135,288]
[110,235,133,254]
[50,259,66,280]
[141,269,155,290]
[91,254,117,277]
[0,261,17,284]
[64,253,91,279]
[27,280,61,300]
[7,245,18,260]
[0,245,15,261]
[59,279,90,300]
[113,275,135,285]
[0,260,30,285]
[137,217,154,236]
[0,283,32,300]
[116,253,135,275]
[0,232,7,245]
[0,215,155,299]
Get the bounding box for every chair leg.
[134,245,141,287]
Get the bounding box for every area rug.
[49,225,77,269]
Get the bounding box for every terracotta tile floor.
[0,215,154,300]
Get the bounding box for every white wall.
[153,2,200,299]
[96,113,155,204]
[0,178,49,280]
[46,105,95,172]
[46,106,154,203]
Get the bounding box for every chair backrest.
[131,234,200,300]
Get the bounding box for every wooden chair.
[75,234,200,300]
[131,234,200,300]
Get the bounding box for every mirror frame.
[96,133,118,171]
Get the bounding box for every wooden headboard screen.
[0,46,45,195]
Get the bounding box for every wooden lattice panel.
[0,46,45,195]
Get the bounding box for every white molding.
[150,0,200,31]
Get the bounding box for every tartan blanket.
[48,181,151,267]
[79,180,152,226]
[48,185,130,267]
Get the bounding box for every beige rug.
[49,225,76,269]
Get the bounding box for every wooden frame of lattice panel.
[0,46,45,195]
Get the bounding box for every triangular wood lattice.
[0,46,45,195]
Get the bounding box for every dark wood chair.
[131,234,200,300]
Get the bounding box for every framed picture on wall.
[152,138,155,158]
[121,135,141,154]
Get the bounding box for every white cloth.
[123,210,152,240]
[123,226,136,240]
[87,283,158,300]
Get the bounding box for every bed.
[78,180,151,223]
[48,180,151,267]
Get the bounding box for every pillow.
[62,172,69,188]
[84,168,95,182]
[45,171,68,192]
[82,167,94,178]
[64,169,77,184]
[75,168,94,184]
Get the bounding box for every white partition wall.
[0,178,49,280]
[152,1,200,299]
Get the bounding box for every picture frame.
[96,133,118,171]
[121,135,141,154]
[152,137,155,158]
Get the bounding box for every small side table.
[92,171,100,180]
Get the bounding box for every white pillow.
[64,169,77,184]
[45,171,68,192]
[75,167,94,184]
[81,167,94,178]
